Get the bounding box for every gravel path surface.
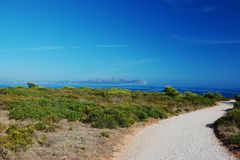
[114,102,237,160]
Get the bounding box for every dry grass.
[0,107,158,160]
[0,108,132,160]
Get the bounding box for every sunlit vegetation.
[0,124,34,152]
[163,86,180,97]
[215,95,240,150]
[203,92,227,101]
[101,131,110,138]
[235,94,240,102]
[0,84,225,129]
[0,83,226,154]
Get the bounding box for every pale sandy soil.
[0,108,152,160]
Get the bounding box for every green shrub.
[234,102,240,108]
[203,92,225,101]
[15,86,25,89]
[63,86,76,89]
[45,124,58,132]
[27,82,38,88]
[86,107,132,128]
[184,91,198,97]
[44,114,60,123]
[229,134,240,145]
[107,88,131,96]
[215,116,230,126]
[86,106,166,128]
[104,108,136,127]
[91,115,119,129]
[131,106,149,121]
[6,124,18,133]
[163,86,180,97]
[34,121,58,132]
[8,98,85,122]
[101,131,110,138]
[0,125,34,152]
[34,122,48,131]
[228,109,240,125]
[84,107,105,123]
[235,94,240,102]
[145,106,166,119]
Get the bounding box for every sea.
[0,83,239,98]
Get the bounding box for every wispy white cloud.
[173,35,240,45]
[95,44,132,48]
[23,46,65,51]
[0,46,79,52]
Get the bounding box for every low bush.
[183,91,198,97]
[34,122,48,131]
[101,131,110,138]
[236,94,240,102]
[107,88,131,95]
[92,115,119,129]
[27,82,38,88]
[234,102,240,108]
[229,134,240,146]
[130,106,149,121]
[8,98,87,122]
[34,121,58,132]
[203,92,226,101]
[163,86,180,97]
[0,125,34,152]
[86,106,166,128]
[228,109,240,127]
[89,107,135,129]
[215,116,230,126]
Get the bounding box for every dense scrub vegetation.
[0,85,225,129]
[215,94,240,152]
[0,84,226,154]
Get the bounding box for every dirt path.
[114,102,237,160]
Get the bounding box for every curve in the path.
[115,102,237,160]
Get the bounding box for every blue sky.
[0,0,240,87]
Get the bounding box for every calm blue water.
[0,83,239,98]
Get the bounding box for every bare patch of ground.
[0,108,157,160]
[0,110,15,126]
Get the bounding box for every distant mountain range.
[0,78,149,85]
[56,78,149,85]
